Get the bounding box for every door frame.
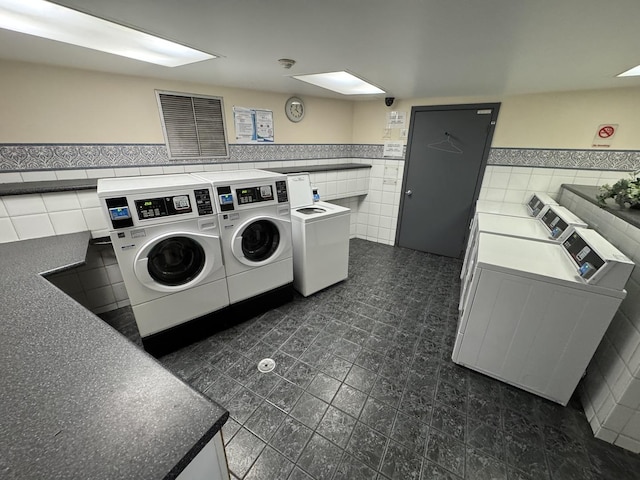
[395,103,501,253]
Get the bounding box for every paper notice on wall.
[383,141,404,157]
[233,106,274,143]
[386,111,407,128]
[592,124,618,148]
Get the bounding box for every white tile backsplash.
[49,210,88,235]
[561,184,640,452]
[43,192,81,212]
[76,191,101,209]
[11,213,55,239]
[0,218,18,243]
[55,170,88,180]
[20,170,57,182]
[3,194,46,216]
[0,172,24,184]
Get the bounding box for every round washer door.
[134,232,222,292]
[146,236,205,286]
[231,216,291,267]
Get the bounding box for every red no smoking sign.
[592,124,618,147]
[598,125,615,138]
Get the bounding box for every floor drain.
[258,358,276,373]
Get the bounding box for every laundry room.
[2,2,640,480]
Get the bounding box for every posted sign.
[592,124,618,148]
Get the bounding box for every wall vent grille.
[156,90,228,159]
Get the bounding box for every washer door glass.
[147,236,205,286]
[242,220,280,262]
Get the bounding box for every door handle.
[405,190,413,196]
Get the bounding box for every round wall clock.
[285,96,305,122]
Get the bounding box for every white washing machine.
[460,205,588,290]
[97,174,229,338]
[453,226,634,405]
[475,192,559,218]
[192,170,293,304]
[287,173,351,297]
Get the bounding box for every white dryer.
[192,170,293,304]
[460,205,588,289]
[287,173,351,297]
[453,226,634,405]
[475,192,558,218]
[97,175,229,338]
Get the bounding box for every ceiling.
[1,0,639,100]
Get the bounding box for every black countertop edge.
[164,413,230,480]
[562,184,640,230]
[265,163,372,174]
[0,178,99,196]
[0,163,372,196]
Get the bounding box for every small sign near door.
[592,124,618,148]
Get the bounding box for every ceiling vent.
[156,90,229,159]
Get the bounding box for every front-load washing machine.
[192,170,293,304]
[287,173,351,296]
[453,226,634,405]
[97,174,229,338]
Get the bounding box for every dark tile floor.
[101,238,640,480]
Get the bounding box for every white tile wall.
[2,159,375,317]
[47,243,128,315]
[560,188,640,453]
[478,166,630,205]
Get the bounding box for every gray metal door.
[396,104,499,258]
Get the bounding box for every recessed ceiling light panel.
[617,65,640,77]
[293,71,385,95]
[0,0,215,67]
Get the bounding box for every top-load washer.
[286,173,351,296]
[192,170,293,304]
[97,174,229,339]
[453,226,634,405]
[475,192,559,218]
[460,205,588,288]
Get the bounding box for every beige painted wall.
[0,60,354,144]
[351,87,640,150]
[2,59,639,151]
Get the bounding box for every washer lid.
[291,201,350,223]
[287,173,314,209]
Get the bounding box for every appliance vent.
[156,90,229,159]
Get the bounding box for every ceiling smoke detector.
[278,58,296,69]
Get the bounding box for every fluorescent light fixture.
[293,71,385,95]
[0,0,215,67]
[617,65,640,77]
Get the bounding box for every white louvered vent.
[156,90,228,159]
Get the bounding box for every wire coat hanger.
[428,131,463,154]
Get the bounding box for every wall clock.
[285,96,305,122]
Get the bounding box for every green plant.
[597,173,640,208]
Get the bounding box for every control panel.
[276,180,288,203]
[562,231,605,280]
[105,188,214,229]
[236,185,274,205]
[106,196,133,229]
[527,194,544,216]
[216,181,288,212]
[541,209,568,239]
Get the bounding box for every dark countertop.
[0,178,99,196]
[0,232,228,480]
[562,184,640,230]
[265,163,372,174]
[0,163,371,196]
